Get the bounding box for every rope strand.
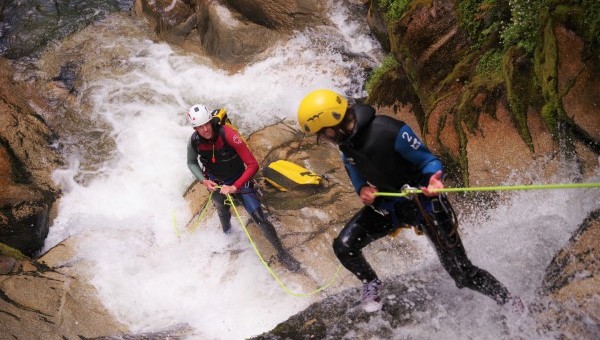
[374,182,600,198]
[174,186,342,297]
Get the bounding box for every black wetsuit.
[332,103,510,304]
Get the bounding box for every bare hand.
[421,170,444,197]
[359,185,378,205]
[220,185,238,195]
[202,179,218,192]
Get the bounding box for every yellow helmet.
[297,89,348,134]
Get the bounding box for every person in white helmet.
[186,104,301,272]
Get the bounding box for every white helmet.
[187,104,211,127]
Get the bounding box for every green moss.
[476,49,503,76]
[502,46,535,151]
[501,0,548,55]
[454,109,471,186]
[552,2,600,62]
[378,0,433,21]
[0,242,28,260]
[439,51,478,89]
[540,99,561,135]
[533,12,562,136]
[366,55,400,96]
[458,0,509,50]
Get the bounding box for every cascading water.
[39,3,384,339]
[33,2,599,340]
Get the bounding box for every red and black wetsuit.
[187,124,258,189]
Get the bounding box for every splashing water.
[40,4,382,339]
[36,4,600,340]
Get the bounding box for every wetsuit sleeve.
[223,125,259,189]
[394,125,443,184]
[342,153,368,194]
[187,139,206,182]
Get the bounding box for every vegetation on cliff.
[366,0,600,184]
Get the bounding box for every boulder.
[134,0,327,65]
[0,0,122,59]
[0,238,128,338]
[536,209,600,339]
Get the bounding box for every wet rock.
[135,0,327,65]
[0,58,61,256]
[251,271,445,339]
[0,239,128,338]
[535,209,600,339]
[0,0,123,59]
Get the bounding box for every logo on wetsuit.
[401,131,422,150]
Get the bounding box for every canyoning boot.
[361,279,383,313]
[251,209,301,272]
[507,295,525,314]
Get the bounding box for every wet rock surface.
[0,1,598,338]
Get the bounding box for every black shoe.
[278,252,301,272]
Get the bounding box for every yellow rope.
[224,192,343,298]
[173,193,214,238]
[173,187,343,297]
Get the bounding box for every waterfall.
[41,3,383,339]
[35,2,599,339]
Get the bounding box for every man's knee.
[333,235,354,260]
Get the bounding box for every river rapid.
[19,2,599,340]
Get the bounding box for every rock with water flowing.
[134,0,326,64]
[0,0,599,338]
[535,209,600,338]
[252,209,600,339]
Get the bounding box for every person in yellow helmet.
[297,89,523,313]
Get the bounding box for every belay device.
[263,160,322,192]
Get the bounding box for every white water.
[42,3,382,339]
[39,3,600,340]
[389,177,600,339]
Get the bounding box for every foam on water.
[42,3,382,339]
[39,3,599,339]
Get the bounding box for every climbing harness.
[411,191,460,249]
